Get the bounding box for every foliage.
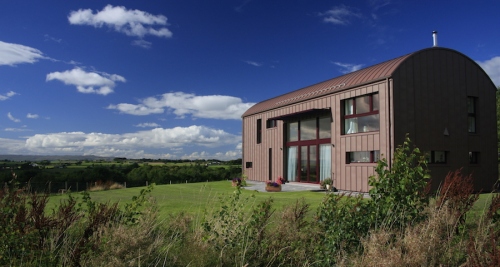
[320,178,333,189]
[436,168,479,232]
[315,193,372,266]
[369,134,431,229]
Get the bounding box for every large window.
[467,97,476,133]
[286,116,331,183]
[343,93,379,134]
[286,117,331,142]
[346,151,380,163]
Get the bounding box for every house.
[241,46,498,193]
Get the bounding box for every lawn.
[46,180,497,222]
[47,180,329,220]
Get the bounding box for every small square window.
[469,152,479,164]
[245,162,253,168]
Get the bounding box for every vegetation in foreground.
[1,137,500,266]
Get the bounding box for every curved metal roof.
[242,51,413,117]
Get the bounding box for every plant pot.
[265,185,282,192]
[326,184,331,190]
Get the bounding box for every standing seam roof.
[242,52,413,117]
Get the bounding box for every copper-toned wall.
[243,80,391,192]
[392,48,498,192]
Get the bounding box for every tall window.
[467,97,476,133]
[256,119,262,144]
[286,116,331,183]
[343,93,380,134]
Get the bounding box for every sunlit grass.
[47,181,328,220]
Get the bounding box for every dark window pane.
[319,117,331,139]
[373,93,379,111]
[355,95,370,114]
[300,118,316,140]
[288,122,298,141]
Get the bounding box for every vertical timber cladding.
[336,81,388,192]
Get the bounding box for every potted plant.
[232,177,242,187]
[265,181,282,192]
[320,178,333,190]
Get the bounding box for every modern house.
[241,46,498,192]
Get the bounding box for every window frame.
[343,93,380,135]
[266,119,277,129]
[469,151,479,164]
[346,150,380,164]
[245,162,253,168]
[256,119,262,144]
[426,151,448,164]
[467,97,477,133]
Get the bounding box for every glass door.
[300,145,318,183]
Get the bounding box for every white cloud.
[46,68,125,95]
[0,41,45,66]
[107,103,164,116]
[68,5,173,39]
[7,112,20,122]
[5,127,31,132]
[132,39,152,49]
[135,122,160,128]
[0,91,17,101]
[27,113,39,119]
[244,60,263,67]
[320,5,361,25]
[477,56,500,87]
[109,92,255,120]
[332,61,364,74]
[22,125,240,156]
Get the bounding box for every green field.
[47,180,496,222]
[47,181,329,220]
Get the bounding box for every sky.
[1,0,500,160]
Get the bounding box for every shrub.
[369,134,430,229]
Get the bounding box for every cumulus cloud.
[332,61,364,74]
[135,122,160,128]
[68,5,172,39]
[0,91,17,101]
[46,68,125,95]
[23,125,240,156]
[0,41,45,66]
[477,56,500,87]
[7,112,20,122]
[108,92,255,120]
[320,5,361,25]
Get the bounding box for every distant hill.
[0,155,113,162]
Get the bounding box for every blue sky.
[1,0,499,160]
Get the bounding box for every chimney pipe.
[432,31,438,47]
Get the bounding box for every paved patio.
[243,181,369,198]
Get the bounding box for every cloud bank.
[108,92,255,120]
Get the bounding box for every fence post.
[124,182,126,188]
[65,181,68,190]
[146,181,148,186]
[77,182,79,192]
[49,181,51,194]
